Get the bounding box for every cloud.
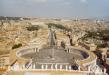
[63,2,71,5]
[80,0,88,3]
[26,0,48,3]
[33,0,48,3]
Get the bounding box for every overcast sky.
[0,0,109,18]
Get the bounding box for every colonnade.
[30,63,72,70]
[10,63,80,71]
[17,48,38,57]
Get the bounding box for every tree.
[26,25,40,31]
[12,43,22,49]
[61,41,65,49]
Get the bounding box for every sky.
[0,0,109,19]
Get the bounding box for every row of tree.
[47,23,72,32]
[80,29,109,48]
[0,16,30,20]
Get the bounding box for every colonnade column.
[7,66,9,71]
[88,66,91,72]
[35,48,37,52]
[78,66,80,71]
[41,64,44,70]
[60,64,62,70]
[22,64,25,69]
[51,64,53,70]
[55,64,58,70]
[65,65,68,70]
[104,68,106,73]
[31,64,33,69]
[33,64,35,69]
[45,64,48,70]
[69,65,71,70]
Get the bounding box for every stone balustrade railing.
[9,64,107,75]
